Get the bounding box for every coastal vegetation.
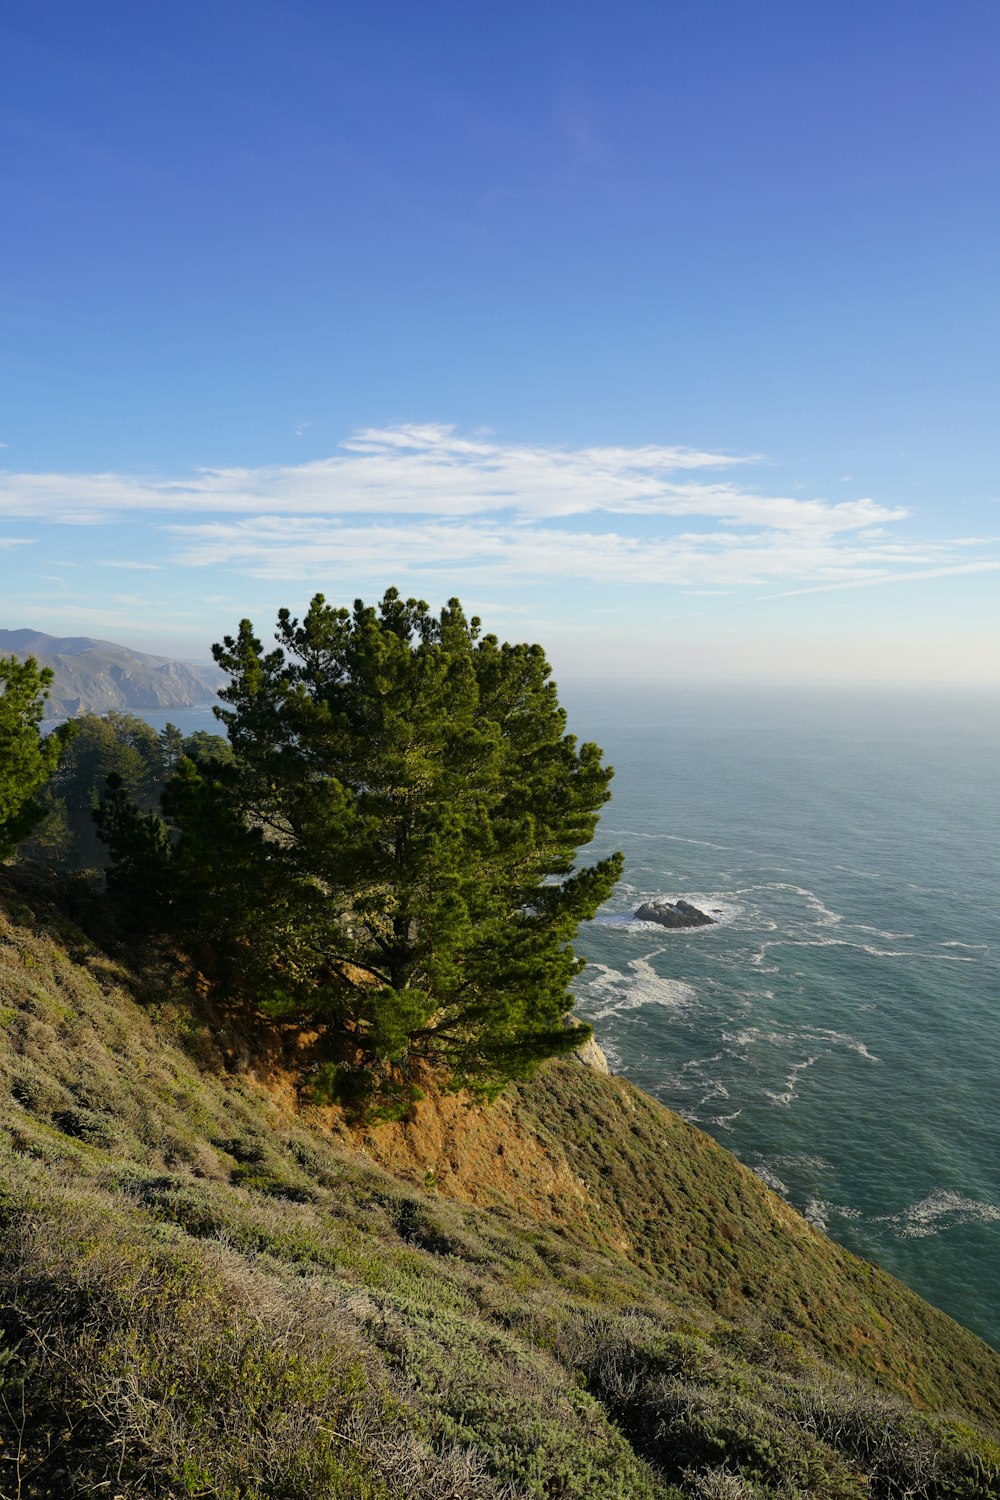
[0,655,75,861]
[20,709,231,871]
[1,612,1000,1497]
[1,874,999,1497]
[97,590,623,1114]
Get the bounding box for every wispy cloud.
[766,560,1000,597]
[168,514,989,593]
[0,424,903,534]
[0,424,774,524]
[2,424,996,598]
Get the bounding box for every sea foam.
[875,1191,1000,1240]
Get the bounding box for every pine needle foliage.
[0,655,74,860]
[99,590,623,1113]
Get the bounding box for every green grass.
[1,868,999,1499]
[512,1062,1000,1423]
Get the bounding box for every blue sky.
[2,0,998,685]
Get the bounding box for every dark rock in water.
[634,898,716,929]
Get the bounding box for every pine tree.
[100,591,623,1113]
[0,655,75,860]
[21,711,232,870]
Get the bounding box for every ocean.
[141,686,1000,1349]
[562,682,1000,1351]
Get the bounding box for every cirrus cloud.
[2,423,995,599]
[0,422,899,532]
[167,513,994,594]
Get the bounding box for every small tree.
[100,590,623,1112]
[0,655,75,860]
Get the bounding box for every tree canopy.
[22,710,231,869]
[99,590,623,1113]
[0,655,74,860]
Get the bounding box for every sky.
[1,0,999,687]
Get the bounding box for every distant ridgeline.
[0,629,222,718]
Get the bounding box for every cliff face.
[1,873,998,1499]
[0,628,222,717]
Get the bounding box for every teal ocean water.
[562,684,1000,1351]
[142,688,1000,1349]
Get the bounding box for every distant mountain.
[0,628,223,719]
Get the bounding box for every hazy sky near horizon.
[2,1,999,686]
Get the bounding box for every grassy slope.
[514,1065,1000,1422]
[1,876,999,1499]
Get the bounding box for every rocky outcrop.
[634,897,716,929]
[571,1032,611,1075]
[564,1012,611,1074]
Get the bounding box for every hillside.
[0,629,221,718]
[1,869,999,1499]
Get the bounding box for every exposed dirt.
[257,1049,596,1227]
[345,1085,595,1223]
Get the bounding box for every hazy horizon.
[9,618,1000,701]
